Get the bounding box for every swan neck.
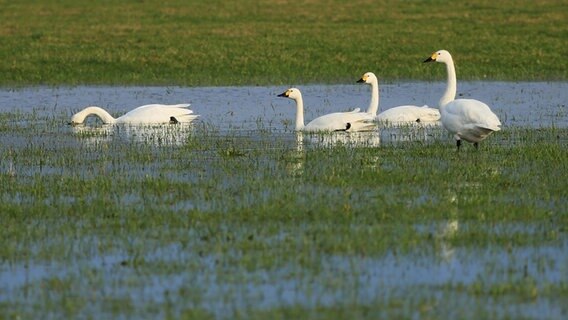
[74,106,117,124]
[440,57,457,108]
[367,78,379,115]
[295,96,305,131]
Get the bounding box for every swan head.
[357,72,377,84]
[277,88,302,101]
[424,50,453,64]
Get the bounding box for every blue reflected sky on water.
[0,82,566,129]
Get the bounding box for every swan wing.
[377,105,441,124]
[304,112,352,132]
[442,99,501,142]
[160,104,199,123]
[342,111,377,131]
[444,99,501,130]
[305,111,375,132]
[415,105,442,122]
[118,104,198,124]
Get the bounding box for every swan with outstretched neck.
[424,50,501,150]
[277,88,376,132]
[357,72,440,124]
[70,104,198,125]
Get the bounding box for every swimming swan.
[424,50,501,150]
[357,72,440,124]
[70,104,198,125]
[278,88,376,132]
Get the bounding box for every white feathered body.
[116,104,197,124]
[377,105,441,124]
[305,110,376,132]
[70,104,198,125]
[440,99,501,143]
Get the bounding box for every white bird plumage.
[278,88,376,132]
[424,50,501,149]
[70,104,198,125]
[357,72,440,124]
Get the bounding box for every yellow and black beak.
[357,75,366,83]
[423,52,437,63]
[277,90,289,97]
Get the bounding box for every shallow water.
[1,82,567,129]
[1,225,565,319]
[1,83,567,319]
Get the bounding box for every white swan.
[70,104,198,125]
[357,72,440,124]
[278,88,376,132]
[424,50,501,150]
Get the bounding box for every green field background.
[0,0,566,85]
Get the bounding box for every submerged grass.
[0,0,567,86]
[0,112,566,318]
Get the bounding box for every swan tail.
[167,103,191,109]
[172,113,199,123]
[479,124,501,132]
[348,119,378,132]
[460,124,500,142]
[346,108,361,114]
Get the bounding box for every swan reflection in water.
[285,131,382,176]
[433,192,460,262]
[71,122,196,147]
[283,133,307,177]
[297,130,381,148]
[379,122,443,145]
[295,123,443,148]
[434,218,459,261]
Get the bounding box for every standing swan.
[70,104,199,125]
[277,88,376,132]
[424,50,501,150]
[357,72,440,124]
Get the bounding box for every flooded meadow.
[0,82,567,319]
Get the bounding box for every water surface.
[0,82,566,319]
[1,82,566,129]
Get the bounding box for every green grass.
[0,0,566,86]
[1,2,566,317]
[0,112,566,318]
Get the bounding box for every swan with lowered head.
[278,88,376,132]
[70,104,198,125]
[357,72,440,124]
[424,50,501,150]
